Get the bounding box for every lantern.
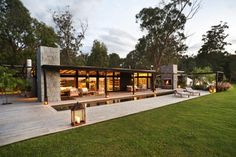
[44,97,48,105]
[71,102,86,126]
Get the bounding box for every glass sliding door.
[138,78,147,89]
[60,77,76,96]
[98,78,105,93]
[89,77,97,91]
[107,77,113,91]
[114,77,120,91]
[78,77,87,88]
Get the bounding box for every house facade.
[36,46,156,103]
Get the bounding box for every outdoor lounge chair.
[174,89,191,98]
[69,87,79,96]
[79,88,89,96]
[185,87,200,96]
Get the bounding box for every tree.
[0,0,58,65]
[227,55,236,82]
[22,19,58,62]
[87,40,109,67]
[136,0,200,71]
[0,0,32,65]
[76,53,89,66]
[178,55,196,73]
[108,53,121,68]
[52,7,88,65]
[124,38,152,69]
[196,22,231,72]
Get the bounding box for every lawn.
[0,87,236,157]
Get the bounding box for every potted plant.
[25,82,32,98]
[19,80,32,98]
[0,66,17,105]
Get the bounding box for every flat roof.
[42,65,156,73]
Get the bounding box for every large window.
[139,78,147,89]
[99,78,105,92]
[78,77,87,88]
[59,69,153,93]
[114,77,120,91]
[60,77,76,87]
[134,72,152,89]
[139,73,148,77]
[89,77,97,91]
[107,77,113,91]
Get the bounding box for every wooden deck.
[0,90,210,146]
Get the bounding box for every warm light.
[71,103,86,126]
[209,86,216,93]
[44,101,48,105]
[75,116,80,123]
[178,85,181,88]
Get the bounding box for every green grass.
[0,87,236,157]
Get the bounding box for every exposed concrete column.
[36,46,61,103]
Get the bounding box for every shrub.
[217,82,232,92]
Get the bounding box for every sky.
[21,0,236,58]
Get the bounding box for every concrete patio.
[0,91,209,146]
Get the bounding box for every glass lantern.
[71,102,86,126]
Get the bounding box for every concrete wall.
[160,65,178,89]
[37,46,61,102]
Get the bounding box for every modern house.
[36,46,156,103]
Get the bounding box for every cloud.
[230,39,236,44]
[80,27,137,57]
[188,43,201,51]
[99,35,125,46]
[21,0,104,26]
[103,28,137,41]
[98,27,138,57]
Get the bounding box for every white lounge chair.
[79,88,89,96]
[174,89,191,98]
[69,87,79,96]
[185,87,200,96]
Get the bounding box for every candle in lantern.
[75,116,81,123]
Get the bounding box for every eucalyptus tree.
[136,0,200,71]
[52,7,88,65]
[0,0,57,65]
[87,40,109,67]
[108,53,121,68]
[196,22,231,72]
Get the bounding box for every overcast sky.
[21,0,236,58]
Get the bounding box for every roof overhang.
[41,65,156,74]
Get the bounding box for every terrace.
[0,89,209,146]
